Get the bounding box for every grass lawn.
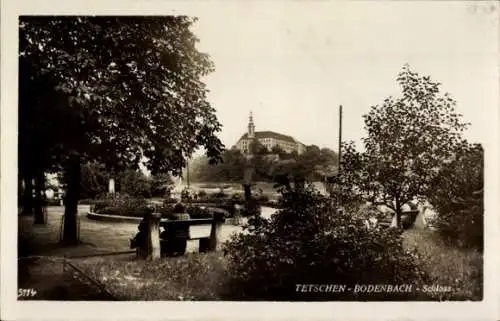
[402,229,483,300]
[74,229,483,301]
[74,252,229,300]
[18,257,114,300]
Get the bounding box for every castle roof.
[238,131,299,144]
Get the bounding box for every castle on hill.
[233,112,306,155]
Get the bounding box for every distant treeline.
[187,142,338,183]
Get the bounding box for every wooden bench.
[131,211,225,259]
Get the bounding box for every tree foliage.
[427,143,483,249]
[20,16,223,174]
[79,161,111,199]
[19,16,223,243]
[114,169,153,198]
[189,149,247,182]
[334,65,469,227]
[150,172,174,198]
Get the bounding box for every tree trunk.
[33,172,46,224]
[243,184,251,203]
[243,165,253,204]
[18,176,24,207]
[62,155,81,245]
[21,176,34,215]
[395,198,402,229]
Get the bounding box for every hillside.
[186,145,338,183]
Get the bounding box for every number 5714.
[18,288,37,298]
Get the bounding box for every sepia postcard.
[1,0,499,320]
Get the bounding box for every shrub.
[181,188,193,202]
[212,190,226,199]
[173,203,186,214]
[230,193,245,204]
[223,185,429,301]
[199,183,219,189]
[158,205,174,217]
[93,199,114,213]
[185,191,232,205]
[93,194,148,215]
[163,197,178,205]
[162,212,191,220]
[78,198,95,205]
[240,198,261,217]
[216,202,236,217]
[46,198,62,206]
[99,205,151,217]
[186,206,213,219]
[428,144,483,250]
[197,190,207,198]
[100,206,125,216]
[256,194,269,203]
[431,192,483,250]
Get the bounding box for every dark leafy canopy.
[333,65,469,223]
[428,143,483,249]
[19,16,224,176]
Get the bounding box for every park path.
[19,205,276,258]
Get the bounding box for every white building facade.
[234,112,306,155]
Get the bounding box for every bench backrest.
[160,213,225,229]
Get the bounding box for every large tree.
[19,16,223,244]
[338,65,469,227]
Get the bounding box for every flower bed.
[91,195,214,220]
[94,204,213,220]
[163,192,278,213]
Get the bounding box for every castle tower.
[248,111,255,139]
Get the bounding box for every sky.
[189,1,499,153]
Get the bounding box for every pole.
[186,160,190,189]
[186,160,191,206]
